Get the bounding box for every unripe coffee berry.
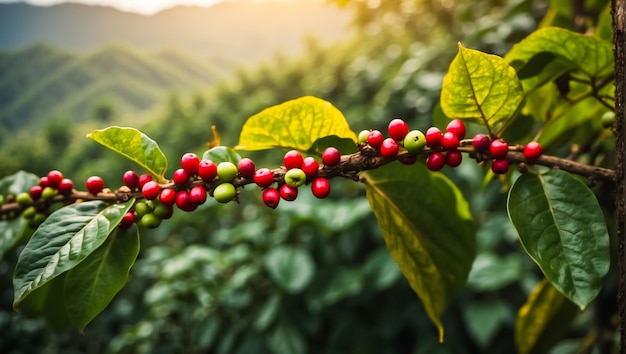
[86,176,104,195]
[441,131,460,150]
[322,147,341,166]
[237,158,256,179]
[47,170,63,189]
[358,130,370,143]
[198,160,217,181]
[425,127,443,147]
[142,181,160,200]
[284,168,306,188]
[491,159,510,174]
[490,139,509,158]
[446,150,463,167]
[279,184,298,201]
[134,202,149,218]
[58,178,73,195]
[140,213,161,229]
[172,168,189,185]
[123,170,139,190]
[159,188,176,205]
[403,130,426,153]
[254,168,274,188]
[523,141,543,161]
[217,162,238,182]
[262,188,280,209]
[16,192,32,207]
[426,152,446,171]
[213,183,236,203]
[380,138,399,158]
[301,157,319,177]
[388,118,409,141]
[367,130,384,148]
[445,119,466,139]
[181,152,200,175]
[472,134,490,152]
[283,150,304,170]
[311,177,331,199]
[189,185,207,205]
[41,186,57,201]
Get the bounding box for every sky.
[0,0,260,15]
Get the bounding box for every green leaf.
[507,170,610,309]
[0,170,40,196]
[308,135,358,155]
[65,224,140,331]
[0,171,40,260]
[515,278,578,354]
[266,317,306,354]
[253,292,282,332]
[440,43,524,126]
[235,96,357,151]
[506,27,613,92]
[467,252,524,292]
[202,146,242,164]
[87,127,168,182]
[364,163,476,341]
[463,300,512,350]
[264,246,315,294]
[13,200,135,310]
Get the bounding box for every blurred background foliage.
[0,0,616,352]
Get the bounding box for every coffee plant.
[0,25,621,352]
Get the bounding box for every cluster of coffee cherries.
[358,118,543,174]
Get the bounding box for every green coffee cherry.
[16,192,32,207]
[22,206,37,219]
[403,130,427,153]
[29,212,48,228]
[217,162,238,182]
[358,130,370,143]
[284,168,306,188]
[213,183,236,203]
[140,213,161,229]
[41,186,57,201]
[134,202,150,219]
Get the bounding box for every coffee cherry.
[172,168,189,185]
[86,176,104,195]
[39,176,49,189]
[403,130,426,153]
[152,201,172,219]
[140,213,161,229]
[213,183,236,203]
[262,188,280,209]
[301,157,319,178]
[426,152,446,171]
[142,181,160,200]
[237,158,256,179]
[284,168,306,188]
[388,118,409,141]
[58,178,73,195]
[367,130,384,148]
[425,127,443,147]
[491,159,510,174]
[30,213,47,228]
[134,201,150,218]
[279,184,298,201]
[123,170,139,190]
[159,188,176,205]
[441,131,460,150]
[490,139,509,158]
[138,174,153,189]
[322,147,341,166]
[472,134,490,152]
[283,150,304,170]
[523,141,543,161]
[119,211,135,229]
[380,138,399,158]
[311,177,331,199]
[175,190,192,211]
[198,160,218,181]
[446,150,463,167]
[254,168,274,188]
[189,185,207,205]
[47,170,64,189]
[358,129,370,143]
[445,119,466,139]
[22,206,37,219]
[16,192,32,207]
[41,186,57,201]
[399,155,418,165]
[217,162,238,182]
[29,185,43,201]
[181,152,200,176]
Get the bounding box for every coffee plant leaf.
[235,96,357,151]
[309,135,358,155]
[507,170,610,309]
[0,170,40,260]
[264,246,315,294]
[506,27,613,92]
[87,127,168,182]
[202,146,242,164]
[13,200,135,310]
[65,224,139,332]
[441,43,524,127]
[364,163,476,341]
[515,278,578,354]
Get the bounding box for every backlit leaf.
[364,163,476,341]
[236,96,357,151]
[87,127,168,182]
[13,200,134,309]
[507,170,610,309]
[65,224,140,331]
[0,171,40,260]
[441,43,524,126]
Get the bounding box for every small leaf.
[253,292,282,332]
[13,200,134,309]
[236,96,357,151]
[65,225,140,331]
[364,163,476,341]
[202,146,242,164]
[266,317,306,354]
[0,171,40,260]
[515,279,578,354]
[441,43,524,126]
[264,246,315,294]
[507,170,610,309]
[87,127,168,182]
[0,170,40,196]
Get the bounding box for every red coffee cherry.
[523,141,543,161]
[175,190,195,211]
[322,147,341,166]
[123,170,139,190]
[138,174,153,189]
[39,176,49,189]
[446,150,463,167]
[380,138,399,158]
[283,150,304,170]
[47,170,64,189]
[311,177,331,199]
[262,187,280,209]
[198,160,218,181]
[86,176,104,195]
[237,158,256,179]
[159,188,176,205]
[426,152,446,171]
[388,118,409,141]
[301,157,320,177]
[279,184,298,201]
[181,152,200,176]
[441,131,460,150]
[254,168,274,188]
[119,211,135,230]
[58,178,74,195]
[425,127,443,147]
[490,139,509,158]
[367,130,384,149]
[399,155,418,165]
[172,168,190,185]
[189,185,207,205]
[491,159,510,174]
[472,134,490,152]
[29,185,43,201]
[142,181,160,200]
[445,119,466,139]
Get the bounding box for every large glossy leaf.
[0,170,40,195]
[264,246,315,294]
[0,171,40,260]
[13,200,134,309]
[87,127,168,182]
[507,170,610,309]
[506,27,613,92]
[440,44,524,126]
[235,96,357,151]
[65,224,140,331]
[364,163,476,341]
[515,279,578,354]
[202,146,242,165]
